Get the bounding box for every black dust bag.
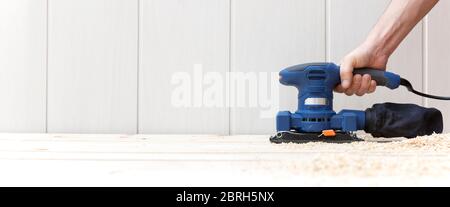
[364,102,443,138]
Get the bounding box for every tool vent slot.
[309,70,325,74]
[307,70,326,80]
[302,117,329,122]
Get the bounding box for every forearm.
[365,0,439,58]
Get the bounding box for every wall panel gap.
[325,0,330,62]
[228,0,232,135]
[45,0,49,133]
[422,16,429,107]
[137,0,141,134]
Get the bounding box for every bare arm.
[337,0,439,96]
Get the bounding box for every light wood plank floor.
[0,133,448,186]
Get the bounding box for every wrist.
[361,37,391,62]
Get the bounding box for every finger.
[367,80,377,93]
[339,57,354,90]
[334,84,345,93]
[345,74,362,96]
[356,74,371,96]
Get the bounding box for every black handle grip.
[350,67,401,89]
[352,68,388,86]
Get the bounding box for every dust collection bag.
[365,102,443,138]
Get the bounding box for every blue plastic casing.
[276,62,400,133]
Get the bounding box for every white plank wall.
[47,0,138,133]
[329,0,423,113]
[427,0,450,132]
[0,0,47,132]
[0,0,449,134]
[138,0,230,134]
[230,0,325,134]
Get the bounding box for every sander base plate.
[270,131,363,144]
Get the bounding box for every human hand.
[335,42,389,96]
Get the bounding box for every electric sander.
[270,62,448,143]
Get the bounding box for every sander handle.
[352,68,401,89]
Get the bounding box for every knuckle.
[356,89,366,96]
[345,90,354,96]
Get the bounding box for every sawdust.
[251,133,450,179]
[279,133,450,153]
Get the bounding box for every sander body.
[271,62,444,143]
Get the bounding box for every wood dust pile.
[251,133,450,183]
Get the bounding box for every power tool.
[270,62,448,143]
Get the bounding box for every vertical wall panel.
[48,0,138,133]
[139,0,230,134]
[0,0,442,134]
[0,0,47,132]
[329,0,423,113]
[231,0,326,134]
[427,0,450,132]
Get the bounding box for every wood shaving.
[249,133,450,179]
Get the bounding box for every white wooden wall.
[0,0,449,134]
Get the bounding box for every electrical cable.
[400,78,450,100]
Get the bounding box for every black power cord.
[400,78,450,100]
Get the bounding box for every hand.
[335,42,389,96]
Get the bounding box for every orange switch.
[321,129,336,137]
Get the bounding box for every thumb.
[339,58,354,89]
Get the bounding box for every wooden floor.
[0,133,448,186]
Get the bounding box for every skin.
[336,0,439,96]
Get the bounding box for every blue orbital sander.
[271,62,448,143]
